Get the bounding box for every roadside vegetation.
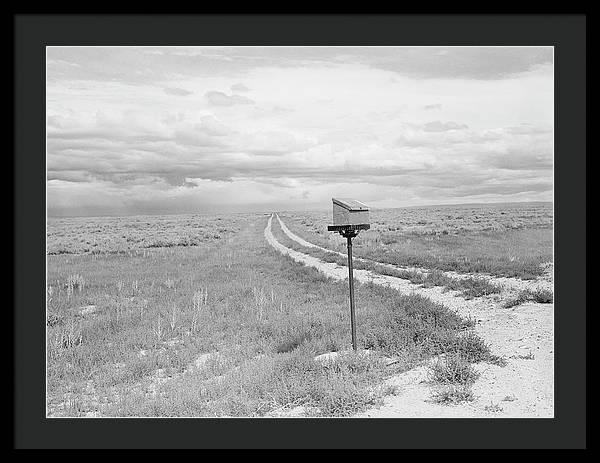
[271,219,501,301]
[426,333,505,405]
[278,202,553,279]
[429,354,479,404]
[47,213,251,255]
[47,214,497,417]
[503,288,554,308]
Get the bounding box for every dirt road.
[275,214,553,294]
[266,214,554,418]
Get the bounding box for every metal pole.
[346,234,357,351]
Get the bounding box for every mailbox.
[331,198,370,227]
[326,197,371,351]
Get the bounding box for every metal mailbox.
[326,198,370,351]
[331,198,370,227]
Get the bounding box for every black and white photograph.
[44,45,557,419]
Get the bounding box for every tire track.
[275,213,553,294]
[267,214,481,315]
[266,214,554,418]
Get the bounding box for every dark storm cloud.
[358,47,553,80]
[46,46,553,216]
[48,128,167,144]
[47,47,553,86]
[47,132,552,190]
[47,170,94,183]
[486,150,553,171]
[440,180,553,198]
[210,47,553,80]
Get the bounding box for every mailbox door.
[333,203,350,225]
[348,210,370,225]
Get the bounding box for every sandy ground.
[266,214,554,418]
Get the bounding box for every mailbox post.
[327,198,370,351]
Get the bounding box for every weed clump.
[484,402,503,413]
[429,353,480,385]
[422,270,501,299]
[361,293,471,357]
[440,332,507,366]
[504,288,553,308]
[275,331,313,354]
[431,385,475,404]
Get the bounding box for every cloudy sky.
[47,46,553,217]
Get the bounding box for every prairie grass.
[503,288,554,308]
[484,402,504,413]
[426,331,506,405]
[278,202,553,279]
[108,348,386,417]
[429,353,480,385]
[428,352,480,406]
[420,270,500,299]
[271,221,501,300]
[47,214,492,417]
[47,212,251,255]
[431,385,475,404]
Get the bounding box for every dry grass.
[503,288,554,308]
[271,222,502,300]
[47,213,251,255]
[429,354,480,385]
[431,385,475,404]
[47,214,494,417]
[279,202,553,279]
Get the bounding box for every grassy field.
[47,213,251,255]
[278,202,553,279]
[271,217,502,300]
[47,212,498,417]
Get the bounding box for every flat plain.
[46,202,553,417]
[279,202,553,279]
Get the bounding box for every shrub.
[275,331,312,354]
[504,288,554,308]
[429,353,480,385]
[431,385,475,404]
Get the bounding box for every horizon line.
[47,199,553,220]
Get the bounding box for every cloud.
[504,123,552,135]
[46,46,554,215]
[164,87,193,96]
[47,111,552,202]
[484,148,553,171]
[238,130,315,156]
[47,46,554,87]
[195,115,233,136]
[360,47,554,80]
[172,128,227,147]
[205,90,255,106]
[47,170,94,183]
[423,121,469,132]
[231,83,250,93]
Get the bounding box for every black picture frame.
[14,13,586,449]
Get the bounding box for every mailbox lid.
[332,198,369,211]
